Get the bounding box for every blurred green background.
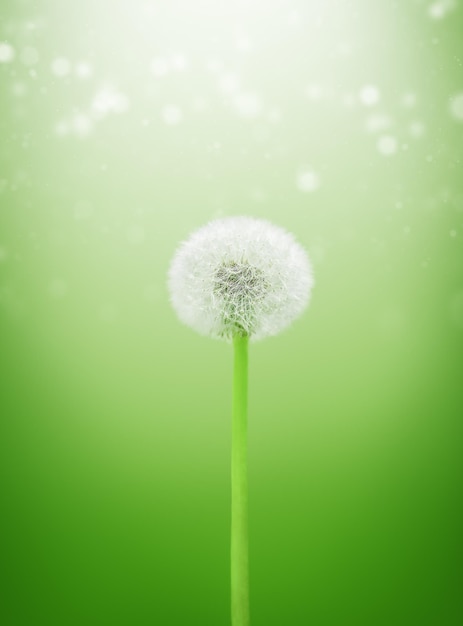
[1,1,462,624]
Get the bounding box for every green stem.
[231,333,250,626]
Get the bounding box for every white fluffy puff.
[168,217,314,341]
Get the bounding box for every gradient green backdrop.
[1,1,462,624]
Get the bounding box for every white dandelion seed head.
[168,217,314,342]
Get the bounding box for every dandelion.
[169,217,313,341]
[168,216,314,626]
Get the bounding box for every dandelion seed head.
[168,217,314,341]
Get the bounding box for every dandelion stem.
[231,333,250,626]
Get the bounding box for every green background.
[1,1,462,624]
